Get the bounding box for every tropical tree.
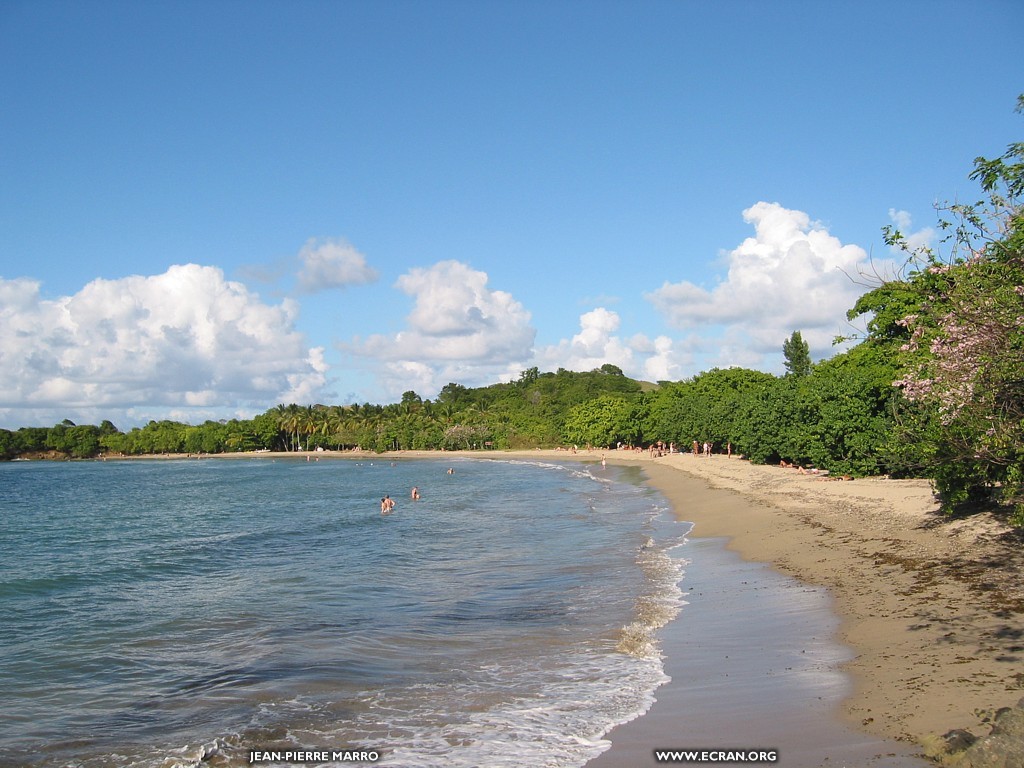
[563,395,641,448]
[279,404,304,451]
[801,345,899,475]
[856,97,1024,518]
[782,330,812,377]
[645,367,777,453]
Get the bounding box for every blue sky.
[1,0,1021,430]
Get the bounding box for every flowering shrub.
[882,99,1024,521]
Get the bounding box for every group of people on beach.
[690,440,732,457]
[562,441,741,458]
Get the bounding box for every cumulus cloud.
[536,308,632,372]
[632,333,690,382]
[0,264,327,426]
[347,260,536,398]
[535,307,689,383]
[296,237,378,293]
[646,201,885,365]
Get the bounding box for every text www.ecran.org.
[653,749,779,764]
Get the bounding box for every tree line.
[2,354,893,475]
[2,100,1021,523]
[0,364,646,459]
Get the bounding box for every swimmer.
[411,486,421,500]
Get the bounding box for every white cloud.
[888,208,913,231]
[0,264,327,427]
[887,208,935,257]
[572,308,622,354]
[536,308,633,373]
[646,201,885,365]
[636,334,688,382]
[282,346,330,405]
[347,260,536,398]
[296,237,378,293]
[535,308,689,383]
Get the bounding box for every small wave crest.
[616,536,688,659]
[498,458,615,486]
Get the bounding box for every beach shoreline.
[546,448,1022,764]
[80,447,1023,761]
[373,447,1021,761]
[635,451,1022,736]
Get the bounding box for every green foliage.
[563,395,642,448]
[802,346,900,475]
[15,427,48,453]
[44,423,102,458]
[0,356,888,474]
[637,352,899,476]
[0,367,649,459]
[0,429,16,460]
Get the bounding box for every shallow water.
[0,457,688,767]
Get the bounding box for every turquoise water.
[0,456,688,767]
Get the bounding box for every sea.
[0,456,690,768]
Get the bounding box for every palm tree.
[299,405,320,451]
[281,404,303,451]
[319,406,343,449]
[271,404,299,451]
[436,402,457,425]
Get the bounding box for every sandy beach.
[499,448,1022,766]
[109,447,1023,763]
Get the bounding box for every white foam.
[345,650,670,768]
